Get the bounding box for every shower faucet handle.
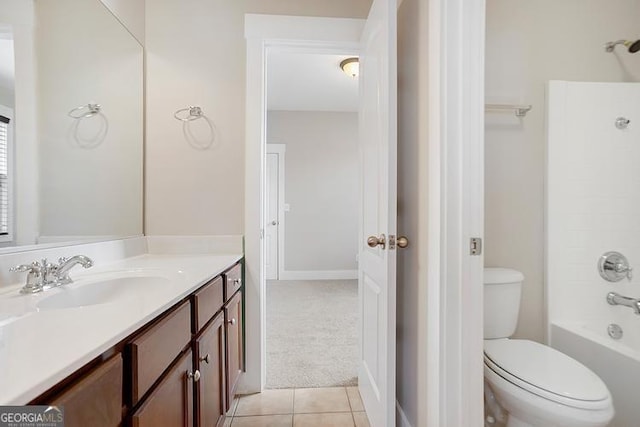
[598,251,633,282]
[615,263,632,280]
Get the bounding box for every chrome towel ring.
[68,103,102,119]
[174,106,205,122]
[174,105,218,150]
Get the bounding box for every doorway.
[245,8,400,426]
[263,50,360,389]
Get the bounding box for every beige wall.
[145,0,371,236]
[397,0,429,425]
[485,0,640,342]
[267,111,359,272]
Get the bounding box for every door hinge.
[470,237,482,255]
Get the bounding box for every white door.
[358,0,397,426]
[265,152,279,280]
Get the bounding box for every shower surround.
[546,80,640,427]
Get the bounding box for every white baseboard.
[278,269,358,280]
[396,401,412,427]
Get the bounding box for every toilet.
[483,268,614,427]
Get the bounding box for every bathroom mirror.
[0,0,143,250]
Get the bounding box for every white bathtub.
[550,320,640,427]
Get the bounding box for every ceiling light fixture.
[340,57,359,77]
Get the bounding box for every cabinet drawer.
[193,276,224,333]
[131,350,194,427]
[129,300,191,405]
[51,354,123,427]
[224,264,242,301]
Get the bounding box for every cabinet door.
[224,291,243,410]
[51,354,123,427]
[132,350,195,427]
[196,312,226,427]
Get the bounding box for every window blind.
[0,115,9,235]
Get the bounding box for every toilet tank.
[484,268,524,339]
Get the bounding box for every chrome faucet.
[10,255,93,294]
[55,255,93,285]
[607,292,640,315]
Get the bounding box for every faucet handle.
[599,252,633,282]
[10,261,46,293]
[615,263,633,280]
[10,261,42,273]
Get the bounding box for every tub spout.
[607,292,640,315]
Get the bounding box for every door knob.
[271,220,278,226]
[397,236,409,249]
[367,234,386,249]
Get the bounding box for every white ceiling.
[0,37,14,92]
[267,52,359,112]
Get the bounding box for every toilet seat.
[484,339,611,411]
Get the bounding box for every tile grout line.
[345,386,358,426]
[292,387,296,419]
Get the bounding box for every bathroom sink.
[37,275,171,310]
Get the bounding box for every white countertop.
[0,252,242,404]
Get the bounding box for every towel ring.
[174,106,204,122]
[68,103,102,119]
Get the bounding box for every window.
[0,111,11,239]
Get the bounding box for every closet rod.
[485,104,532,117]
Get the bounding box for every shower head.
[605,39,640,53]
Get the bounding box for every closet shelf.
[485,104,532,117]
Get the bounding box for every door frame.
[244,2,485,424]
[265,143,286,280]
[426,0,485,425]
[244,13,364,393]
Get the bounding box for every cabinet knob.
[233,278,241,285]
[187,369,201,382]
[228,318,237,326]
[200,353,211,364]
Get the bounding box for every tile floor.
[224,387,371,427]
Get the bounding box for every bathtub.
[550,320,640,427]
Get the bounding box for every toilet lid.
[484,339,610,403]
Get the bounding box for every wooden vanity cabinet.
[128,300,192,406]
[223,264,242,301]
[224,288,243,411]
[131,350,194,427]
[49,353,123,427]
[30,260,244,427]
[194,312,226,427]
[193,276,224,333]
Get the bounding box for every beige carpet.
[266,279,358,389]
